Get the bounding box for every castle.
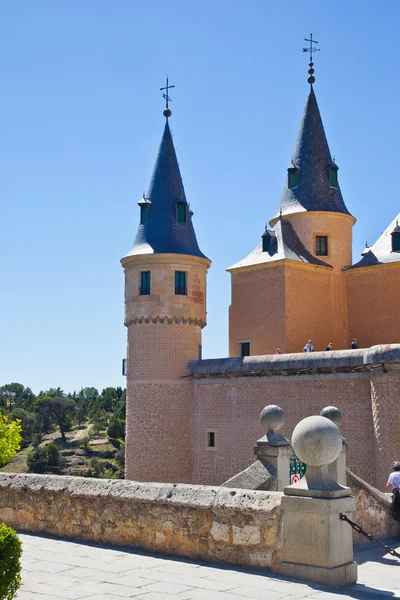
[121,71,400,491]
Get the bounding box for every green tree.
[0,384,24,412]
[47,443,61,467]
[27,446,48,473]
[107,416,125,440]
[10,408,36,448]
[39,397,76,442]
[0,416,22,467]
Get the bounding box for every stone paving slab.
[15,534,400,599]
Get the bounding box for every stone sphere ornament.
[320,406,342,426]
[260,405,284,432]
[292,415,342,468]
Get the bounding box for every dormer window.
[288,167,298,189]
[262,229,274,253]
[391,221,400,252]
[176,201,187,223]
[138,197,151,225]
[328,164,338,188]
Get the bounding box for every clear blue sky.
[1,1,399,394]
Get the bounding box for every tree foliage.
[39,397,76,442]
[0,523,22,600]
[0,416,22,467]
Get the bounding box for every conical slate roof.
[271,86,352,222]
[125,120,208,259]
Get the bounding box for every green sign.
[289,456,307,484]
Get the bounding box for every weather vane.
[160,76,175,118]
[302,33,320,84]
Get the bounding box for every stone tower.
[228,83,355,355]
[121,110,210,483]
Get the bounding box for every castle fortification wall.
[188,346,400,489]
[0,473,282,570]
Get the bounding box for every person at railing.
[386,461,400,522]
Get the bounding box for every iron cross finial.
[302,33,320,84]
[160,76,175,118]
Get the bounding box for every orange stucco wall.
[346,263,400,348]
[229,212,354,355]
[285,264,348,352]
[229,263,286,356]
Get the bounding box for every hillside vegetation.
[0,383,126,478]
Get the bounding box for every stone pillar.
[320,406,347,486]
[280,415,357,587]
[254,405,292,492]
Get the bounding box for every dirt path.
[71,423,93,443]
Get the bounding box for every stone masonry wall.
[0,474,283,571]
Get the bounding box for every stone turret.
[121,111,210,483]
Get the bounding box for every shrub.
[107,416,124,440]
[27,446,48,473]
[0,523,22,599]
[115,446,125,467]
[27,444,63,473]
[46,443,60,467]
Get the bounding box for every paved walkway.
[17,533,400,600]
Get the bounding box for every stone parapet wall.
[0,474,283,571]
[347,469,400,544]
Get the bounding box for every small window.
[207,431,215,448]
[392,234,400,252]
[328,167,338,188]
[262,234,271,253]
[122,358,128,376]
[140,204,150,225]
[240,341,251,357]
[288,167,298,189]
[198,344,202,360]
[175,271,187,295]
[176,201,187,223]
[140,271,151,295]
[316,236,328,256]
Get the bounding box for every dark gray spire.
[271,86,352,222]
[128,120,208,259]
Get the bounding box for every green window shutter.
[175,271,187,295]
[140,204,150,225]
[140,271,151,295]
[288,168,297,189]
[329,168,338,188]
[176,202,187,223]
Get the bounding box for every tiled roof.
[227,218,332,270]
[124,120,208,260]
[271,86,352,222]
[344,213,400,270]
